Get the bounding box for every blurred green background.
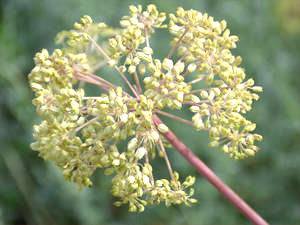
[1,0,300,224]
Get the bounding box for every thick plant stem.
[153,114,269,225]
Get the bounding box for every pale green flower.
[29,4,262,212]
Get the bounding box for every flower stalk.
[153,114,268,225]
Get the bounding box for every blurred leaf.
[0,0,300,224]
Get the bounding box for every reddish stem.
[152,114,269,225]
[167,28,189,59]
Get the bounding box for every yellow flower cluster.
[29,4,262,212]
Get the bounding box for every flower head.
[29,5,262,212]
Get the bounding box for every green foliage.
[1,0,300,224]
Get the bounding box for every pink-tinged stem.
[167,28,189,59]
[73,69,115,89]
[133,71,143,94]
[75,116,99,132]
[152,114,269,225]
[155,109,194,126]
[86,34,139,99]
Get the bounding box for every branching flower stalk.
[153,115,268,225]
[28,4,266,222]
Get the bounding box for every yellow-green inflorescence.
[29,5,262,212]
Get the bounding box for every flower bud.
[221,145,229,153]
[83,15,92,24]
[223,29,230,38]
[107,59,116,67]
[220,20,227,31]
[244,149,255,156]
[187,63,197,73]
[254,134,263,141]
[128,65,136,74]
[252,86,263,92]
[194,118,204,130]
[189,106,200,113]
[132,57,140,65]
[128,138,138,151]
[127,176,135,184]
[54,49,63,57]
[120,20,131,27]
[135,147,147,160]
[200,90,208,99]
[119,65,127,73]
[129,17,138,25]
[138,64,146,75]
[129,5,138,13]
[244,123,256,132]
[247,78,255,86]
[208,141,219,147]
[142,175,151,186]
[137,52,152,63]
[98,22,107,28]
[157,124,169,133]
[162,58,173,71]
[208,90,215,100]
[74,22,82,29]
[143,47,153,55]
[76,117,85,125]
[120,114,128,123]
[147,63,156,72]
[155,180,163,187]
